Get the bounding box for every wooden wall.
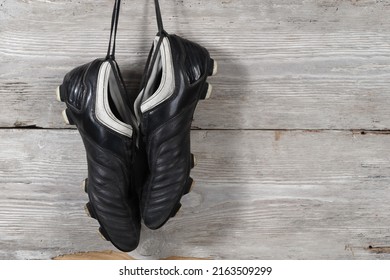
[1,0,390,259]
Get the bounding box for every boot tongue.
[136,36,176,116]
[143,37,164,102]
[108,69,130,123]
[134,36,163,124]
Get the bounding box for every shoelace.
[104,0,139,129]
[139,0,167,100]
[133,0,168,150]
[106,0,121,60]
[105,0,168,155]
[108,0,166,98]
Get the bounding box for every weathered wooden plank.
[1,0,390,129]
[0,129,389,259]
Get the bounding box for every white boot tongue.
[142,37,163,102]
[135,37,176,116]
[95,62,133,137]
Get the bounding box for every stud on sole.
[84,203,92,218]
[62,109,70,125]
[56,85,66,102]
[211,59,218,76]
[56,86,62,102]
[84,202,96,219]
[191,154,197,168]
[171,203,182,218]
[208,59,218,76]
[62,109,74,125]
[205,84,213,99]
[81,178,88,193]
[200,83,212,100]
[184,177,195,195]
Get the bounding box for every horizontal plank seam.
[1,127,390,135]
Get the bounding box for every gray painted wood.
[1,0,390,129]
[0,130,389,259]
[1,0,390,260]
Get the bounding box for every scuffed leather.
[61,58,145,252]
[140,34,212,229]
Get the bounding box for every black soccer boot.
[134,0,217,229]
[56,0,147,252]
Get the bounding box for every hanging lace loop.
[106,0,121,59]
[139,0,167,93]
[154,0,165,35]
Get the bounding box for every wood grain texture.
[53,251,136,260]
[0,129,389,260]
[1,0,390,261]
[53,250,208,260]
[1,0,390,129]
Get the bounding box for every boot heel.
[208,59,218,76]
[56,85,66,102]
[200,83,213,100]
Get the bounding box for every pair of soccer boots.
[56,0,217,252]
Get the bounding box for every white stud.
[189,180,195,193]
[62,109,70,125]
[205,84,213,100]
[56,86,62,102]
[192,155,198,167]
[81,179,87,192]
[212,60,218,76]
